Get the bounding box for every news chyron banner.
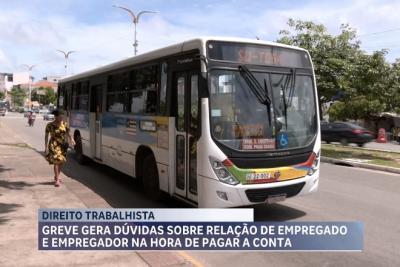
[38,209,363,251]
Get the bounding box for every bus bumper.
[198,170,319,208]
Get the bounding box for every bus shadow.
[251,203,307,221]
[61,152,307,218]
[62,152,189,209]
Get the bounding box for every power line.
[358,27,400,37]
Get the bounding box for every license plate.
[266,193,287,204]
[246,172,272,181]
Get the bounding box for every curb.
[321,156,400,174]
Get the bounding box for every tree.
[0,91,4,100]
[31,87,57,105]
[277,19,361,108]
[277,19,396,121]
[386,58,400,113]
[9,86,26,107]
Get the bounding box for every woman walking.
[44,110,74,187]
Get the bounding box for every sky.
[1,0,400,80]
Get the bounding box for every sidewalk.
[0,123,191,267]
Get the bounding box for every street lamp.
[56,50,76,76]
[22,64,36,109]
[113,5,157,56]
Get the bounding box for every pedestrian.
[44,109,75,187]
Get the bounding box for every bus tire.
[143,154,162,200]
[74,134,88,165]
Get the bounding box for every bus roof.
[60,36,307,83]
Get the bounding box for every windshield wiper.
[280,69,296,130]
[238,65,272,126]
[288,69,296,106]
[238,65,271,105]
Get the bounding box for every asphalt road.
[1,112,400,267]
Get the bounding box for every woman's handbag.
[61,141,69,151]
[61,133,73,151]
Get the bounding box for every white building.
[0,73,14,99]
[43,75,62,83]
[13,72,31,86]
[0,72,33,104]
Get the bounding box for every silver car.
[43,112,55,121]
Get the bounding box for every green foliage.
[278,19,360,106]
[9,86,26,107]
[386,59,400,113]
[277,19,400,121]
[329,97,384,121]
[0,91,4,100]
[31,87,57,105]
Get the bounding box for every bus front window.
[209,69,317,151]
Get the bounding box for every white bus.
[58,37,320,207]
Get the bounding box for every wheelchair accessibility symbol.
[278,133,288,148]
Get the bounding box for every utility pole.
[22,64,36,109]
[56,50,76,76]
[113,5,157,56]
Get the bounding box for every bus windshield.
[209,68,317,151]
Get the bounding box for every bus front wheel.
[143,154,162,201]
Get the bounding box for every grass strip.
[322,144,400,169]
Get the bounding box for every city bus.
[57,37,320,208]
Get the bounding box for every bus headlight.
[308,151,320,176]
[209,157,239,185]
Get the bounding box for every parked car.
[321,122,374,147]
[39,109,49,117]
[43,112,54,121]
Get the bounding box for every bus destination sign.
[207,41,311,68]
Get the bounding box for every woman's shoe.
[54,180,61,187]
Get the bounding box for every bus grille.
[245,182,306,203]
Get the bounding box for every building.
[12,72,31,88]
[0,72,32,106]
[32,79,58,91]
[0,73,14,99]
[363,112,400,141]
[1,71,59,106]
[43,75,62,84]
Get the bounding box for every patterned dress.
[45,121,70,165]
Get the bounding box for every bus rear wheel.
[143,154,162,201]
[74,134,88,165]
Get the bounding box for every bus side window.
[159,62,168,115]
[130,91,145,114]
[190,75,199,135]
[145,90,157,114]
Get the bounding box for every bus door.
[90,85,103,159]
[174,71,199,202]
